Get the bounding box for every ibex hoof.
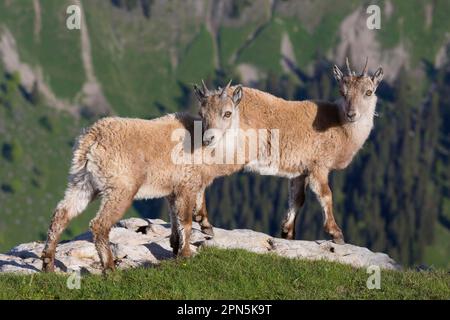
[102,265,116,276]
[201,225,214,237]
[178,248,193,258]
[41,256,55,273]
[332,236,345,245]
[281,226,295,240]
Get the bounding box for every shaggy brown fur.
[42,114,242,273]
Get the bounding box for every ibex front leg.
[193,192,214,236]
[309,170,344,244]
[281,175,307,240]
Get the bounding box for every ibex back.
[41,114,243,273]
[197,58,384,243]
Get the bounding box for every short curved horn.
[201,79,209,96]
[221,79,232,97]
[345,57,352,76]
[361,56,369,76]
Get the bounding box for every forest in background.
[138,60,450,267]
[0,0,449,267]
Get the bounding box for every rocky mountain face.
[0,218,400,274]
[0,0,449,268]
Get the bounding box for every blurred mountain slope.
[0,0,449,267]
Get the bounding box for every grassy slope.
[0,0,85,98]
[234,0,358,74]
[83,1,177,117]
[219,23,258,68]
[0,0,449,268]
[0,248,448,300]
[378,0,450,65]
[424,223,450,269]
[176,26,215,84]
[0,70,137,250]
[0,71,79,248]
[237,19,284,74]
[83,0,210,118]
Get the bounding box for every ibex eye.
[366,90,373,96]
[224,111,232,118]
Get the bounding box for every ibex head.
[333,57,383,122]
[194,80,243,147]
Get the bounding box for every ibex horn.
[221,79,232,97]
[345,57,352,76]
[361,56,369,76]
[201,79,209,96]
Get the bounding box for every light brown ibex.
[41,92,246,273]
[198,58,384,244]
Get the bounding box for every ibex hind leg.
[281,175,307,240]
[90,187,136,274]
[42,180,95,272]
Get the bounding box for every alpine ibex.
[41,110,245,273]
[198,58,384,244]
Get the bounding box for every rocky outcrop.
[0,218,400,274]
[333,6,409,83]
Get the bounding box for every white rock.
[0,218,400,274]
[202,228,273,253]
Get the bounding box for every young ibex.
[198,58,383,244]
[41,108,245,273]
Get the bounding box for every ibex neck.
[339,98,377,148]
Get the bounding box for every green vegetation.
[219,23,258,67]
[203,60,450,267]
[83,0,203,117]
[378,0,450,65]
[0,0,85,98]
[424,223,450,269]
[284,1,358,66]
[0,0,449,270]
[177,26,215,84]
[0,70,138,250]
[0,248,448,299]
[237,19,284,74]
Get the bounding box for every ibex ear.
[232,85,243,107]
[193,84,205,102]
[333,65,344,83]
[372,67,384,89]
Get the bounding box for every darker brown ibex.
[198,58,384,244]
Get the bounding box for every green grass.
[378,0,450,65]
[0,0,85,98]
[176,26,215,85]
[285,1,358,66]
[0,0,449,269]
[235,1,358,73]
[0,248,448,300]
[83,0,204,117]
[83,0,180,117]
[218,23,259,67]
[0,71,139,252]
[424,222,450,269]
[237,19,284,74]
